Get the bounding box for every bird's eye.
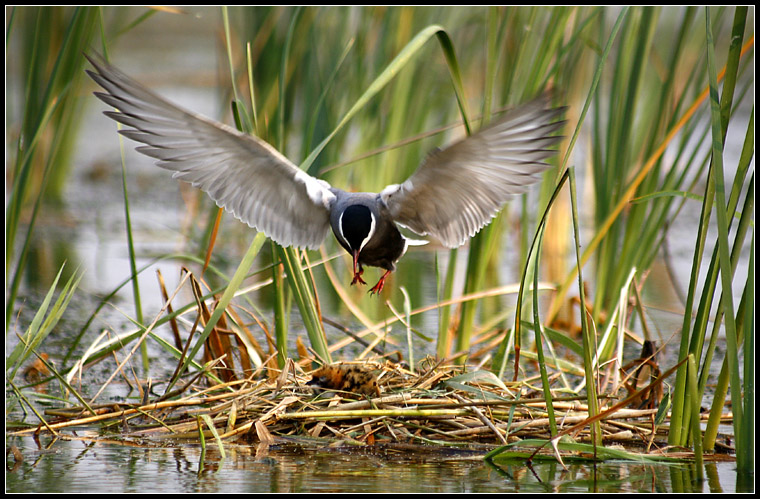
[319,376,328,383]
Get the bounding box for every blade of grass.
[494,169,569,380]
[196,415,207,474]
[277,245,332,364]
[686,354,704,480]
[115,103,148,372]
[698,171,753,422]
[592,7,659,318]
[487,438,689,464]
[272,245,289,367]
[702,7,742,466]
[531,222,557,437]
[400,287,414,373]
[7,264,82,380]
[436,241,459,359]
[740,234,754,470]
[200,414,226,460]
[569,167,602,446]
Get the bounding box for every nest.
[24,357,697,461]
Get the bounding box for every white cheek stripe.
[337,210,348,247]
[359,212,375,251]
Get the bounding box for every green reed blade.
[702,7,742,461]
[7,264,82,380]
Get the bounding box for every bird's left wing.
[86,54,335,250]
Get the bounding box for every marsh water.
[5,435,749,493]
[7,7,752,494]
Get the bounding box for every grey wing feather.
[381,95,565,248]
[86,54,335,250]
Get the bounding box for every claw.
[369,270,392,295]
[351,269,366,286]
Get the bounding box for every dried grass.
[13,356,732,462]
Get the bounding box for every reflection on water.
[5,436,750,493]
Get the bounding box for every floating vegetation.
[9,353,735,467]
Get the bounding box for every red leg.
[351,250,366,286]
[369,270,392,295]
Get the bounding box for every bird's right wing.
[381,95,565,248]
[86,54,335,250]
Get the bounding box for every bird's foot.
[369,270,392,295]
[351,269,366,286]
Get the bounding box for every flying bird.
[86,54,565,294]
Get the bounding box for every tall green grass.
[6,6,99,326]
[693,6,751,472]
[6,6,754,466]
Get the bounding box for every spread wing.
[86,54,335,250]
[380,95,565,248]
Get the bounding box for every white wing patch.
[294,169,336,209]
[380,183,402,206]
